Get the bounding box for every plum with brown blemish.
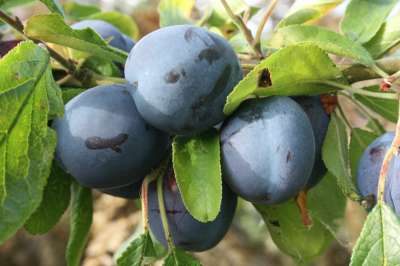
[53,84,170,189]
[220,97,315,204]
[147,168,237,251]
[356,132,400,214]
[294,96,330,189]
[124,25,242,135]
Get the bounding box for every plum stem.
[141,178,151,231]
[141,159,169,231]
[219,0,264,58]
[253,0,278,48]
[156,169,176,251]
[295,191,312,227]
[377,101,400,202]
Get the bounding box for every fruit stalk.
[377,102,400,202]
[156,172,175,251]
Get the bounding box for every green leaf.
[63,2,101,20]
[25,14,127,64]
[24,162,72,234]
[349,128,378,179]
[340,0,397,44]
[350,202,400,266]
[365,13,400,59]
[88,11,140,39]
[354,86,399,123]
[66,182,93,266]
[62,88,85,103]
[0,41,58,243]
[278,0,343,28]
[116,231,156,266]
[224,44,343,115]
[322,112,360,200]
[172,129,222,222]
[158,0,195,27]
[39,0,64,15]
[164,249,202,266]
[269,25,374,65]
[0,0,35,9]
[255,173,346,263]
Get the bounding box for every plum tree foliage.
[0,0,400,266]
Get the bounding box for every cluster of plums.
[54,20,330,252]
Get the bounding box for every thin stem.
[336,103,352,129]
[219,0,263,58]
[157,171,175,251]
[377,100,400,202]
[317,80,398,100]
[371,64,389,79]
[253,0,278,47]
[140,178,151,231]
[339,91,385,134]
[241,63,256,69]
[0,10,23,32]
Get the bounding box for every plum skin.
[124,25,243,136]
[221,96,316,204]
[357,132,400,214]
[53,84,170,189]
[294,96,329,189]
[99,180,142,199]
[148,171,237,252]
[71,20,135,52]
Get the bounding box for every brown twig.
[295,191,312,227]
[377,102,400,202]
[219,0,263,58]
[0,10,96,86]
[253,0,278,48]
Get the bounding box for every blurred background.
[0,0,398,265]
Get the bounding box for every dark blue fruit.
[294,96,329,189]
[99,180,142,199]
[148,168,237,252]
[71,20,135,52]
[124,25,242,135]
[53,84,170,189]
[221,96,316,204]
[357,132,400,214]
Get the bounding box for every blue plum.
[53,84,170,189]
[124,25,242,135]
[148,168,237,252]
[71,20,135,52]
[294,96,330,189]
[221,96,316,204]
[356,132,400,214]
[99,180,142,199]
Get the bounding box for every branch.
[253,0,278,48]
[317,80,398,100]
[0,10,96,86]
[219,0,263,58]
[377,101,400,202]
